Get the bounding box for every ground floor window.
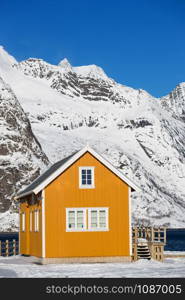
[66,207,109,232]
[88,208,108,230]
[20,212,25,232]
[66,208,86,231]
[30,211,33,232]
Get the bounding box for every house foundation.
[38,256,132,264]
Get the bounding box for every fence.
[0,239,19,256]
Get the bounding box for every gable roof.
[16,151,78,199]
[15,146,140,199]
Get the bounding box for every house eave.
[14,190,36,200]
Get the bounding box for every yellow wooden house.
[15,146,139,264]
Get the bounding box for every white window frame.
[21,212,25,232]
[34,210,39,232]
[66,208,87,232]
[30,211,32,232]
[66,207,109,232]
[79,167,95,189]
[88,208,109,231]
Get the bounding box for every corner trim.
[19,203,21,253]
[41,189,46,258]
[129,187,132,256]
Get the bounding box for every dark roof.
[17,151,78,197]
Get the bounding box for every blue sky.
[0,0,185,97]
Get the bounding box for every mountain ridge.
[0,46,185,229]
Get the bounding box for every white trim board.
[128,187,132,256]
[16,145,140,199]
[18,203,21,252]
[41,190,46,258]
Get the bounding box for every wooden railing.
[0,240,19,256]
[132,226,166,245]
[132,226,166,261]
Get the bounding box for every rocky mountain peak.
[58,58,72,71]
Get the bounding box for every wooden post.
[151,227,154,242]
[13,240,16,255]
[148,227,151,241]
[132,227,138,261]
[135,226,138,244]
[5,240,9,256]
[132,227,134,244]
[164,227,166,244]
[159,228,161,242]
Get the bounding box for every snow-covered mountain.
[0,48,49,230]
[0,45,185,230]
[161,83,185,120]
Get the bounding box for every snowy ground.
[0,255,185,278]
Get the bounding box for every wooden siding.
[45,152,130,258]
[20,196,42,257]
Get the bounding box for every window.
[21,212,25,232]
[66,207,109,232]
[66,208,86,231]
[34,210,39,232]
[68,210,75,229]
[88,208,108,230]
[30,211,33,232]
[79,167,95,188]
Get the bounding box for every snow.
[1,46,185,228]
[0,46,17,69]
[58,58,73,71]
[74,64,110,81]
[137,238,148,244]
[0,256,185,278]
[164,251,185,256]
[0,211,19,231]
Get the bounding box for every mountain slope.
[0,46,185,229]
[0,73,49,230]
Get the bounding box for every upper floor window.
[79,167,95,188]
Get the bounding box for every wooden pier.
[132,226,166,262]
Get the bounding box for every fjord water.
[165,229,185,251]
